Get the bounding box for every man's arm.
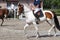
[40,0,43,9]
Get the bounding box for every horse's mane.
[23,4,31,9]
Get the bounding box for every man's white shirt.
[11,4,14,9]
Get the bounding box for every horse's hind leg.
[1,18,4,26]
[46,18,56,35]
[53,27,57,36]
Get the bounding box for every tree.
[43,0,60,9]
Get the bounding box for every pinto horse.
[18,4,60,37]
[0,9,9,26]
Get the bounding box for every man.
[10,3,15,18]
[30,0,43,24]
[10,3,15,10]
[30,0,43,16]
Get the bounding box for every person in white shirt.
[10,3,15,10]
[10,3,15,18]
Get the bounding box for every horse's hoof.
[36,35,39,38]
[24,31,28,37]
[1,24,2,26]
[24,32,27,36]
[54,34,57,37]
[48,32,51,36]
[24,34,28,38]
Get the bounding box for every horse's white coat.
[23,4,36,23]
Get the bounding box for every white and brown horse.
[18,4,60,37]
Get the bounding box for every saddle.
[33,10,44,24]
[33,10,44,19]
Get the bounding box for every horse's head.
[17,3,35,19]
[17,3,24,16]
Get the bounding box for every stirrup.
[36,21,39,24]
[36,19,40,24]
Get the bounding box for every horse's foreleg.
[33,22,39,38]
[24,23,29,36]
[1,19,4,26]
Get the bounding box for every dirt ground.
[0,16,60,40]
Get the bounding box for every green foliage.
[43,0,60,9]
[44,0,60,15]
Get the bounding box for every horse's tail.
[52,11,60,31]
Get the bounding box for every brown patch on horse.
[18,4,24,15]
[45,12,52,19]
[0,9,3,16]
[19,6,23,13]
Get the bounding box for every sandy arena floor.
[0,16,60,40]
